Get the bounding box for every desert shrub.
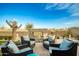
[0,39,6,45]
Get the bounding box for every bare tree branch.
[6,20,12,27]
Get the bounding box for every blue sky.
[0,3,79,29]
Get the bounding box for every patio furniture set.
[43,37,78,56]
[1,36,36,56]
[0,36,78,56]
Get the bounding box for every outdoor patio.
[0,42,79,56]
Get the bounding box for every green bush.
[0,40,6,45]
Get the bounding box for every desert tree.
[25,23,33,38]
[6,19,22,42]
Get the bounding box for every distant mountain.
[69,27,79,29]
[68,27,79,37]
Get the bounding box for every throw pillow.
[59,39,73,49]
[7,40,19,53]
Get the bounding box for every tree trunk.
[12,28,17,42]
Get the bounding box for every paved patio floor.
[33,42,50,56]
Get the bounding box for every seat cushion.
[14,47,32,53]
[44,41,49,45]
[49,47,61,54]
[49,46,70,54]
[7,40,19,53]
[59,39,74,49]
[30,41,35,45]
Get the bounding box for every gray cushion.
[49,46,70,54]
[30,41,35,45]
[44,41,49,45]
[7,40,19,53]
[49,47,69,51]
[60,39,73,49]
[14,47,32,53]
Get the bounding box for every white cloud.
[45,3,71,10]
[55,3,71,10]
[66,4,79,16]
[45,3,57,10]
[45,3,79,17]
[71,13,79,16]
